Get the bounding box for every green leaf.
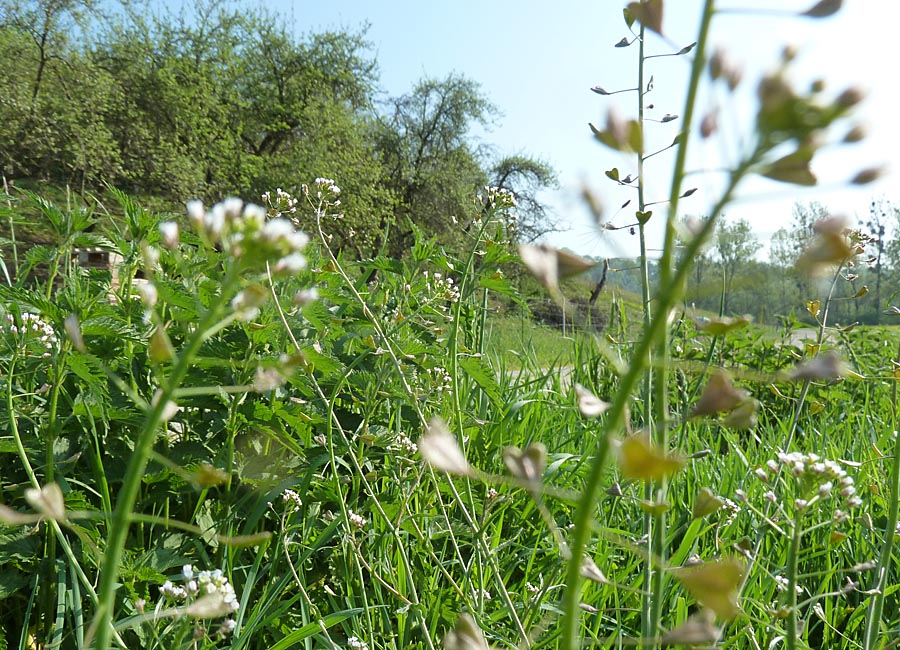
[459,355,502,407]
[0,569,31,599]
[268,609,365,650]
[761,148,817,186]
[801,0,842,17]
[605,168,620,182]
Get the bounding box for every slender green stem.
[786,519,803,649]
[862,342,900,649]
[560,155,749,649]
[93,265,238,650]
[634,22,661,645]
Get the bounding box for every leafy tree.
[864,198,892,322]
[0,0,119,185]
[376,74,494,250]
[714,217,760,313]
[489,155,558,242]
[0,3,558,255]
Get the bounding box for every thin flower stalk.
[562,4,718,647]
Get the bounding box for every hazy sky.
[273,0,897,258]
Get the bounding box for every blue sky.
[276,0,897,258]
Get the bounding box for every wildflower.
[218,619,237,637]
[138,282,158,309]
[347,637,368,650]
[294,287,318,306]
[3,312,60,357]
[392,433,417,454]
[159,221,179,249]
[186,200,205,230]
[231,284,268,321]
[348,510,367,529]
[761,450,861,516]
[282,489,303,513]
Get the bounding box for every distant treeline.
[587,201,900,326]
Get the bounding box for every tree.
[714,217,761,313]
[0,0,119,185]
[864,198,892,322]
[376,74,494,251]
[769,227,798,316]
[489,155,558,242]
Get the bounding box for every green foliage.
[0,2,556,255]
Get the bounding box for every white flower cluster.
[262,188,299,217]
[423,270,460,305]
[2,313,58,358]
[774,574,804,594]
[756,451,862,513]
[282,488,303,513]
[185,198,309,275]
[391,433,418,455]
[312,177,341,200]
[347,510,367,529]
[159,565,240,636]
[426,365,453,395]
[483,185,518,210]
[720,497,741,526]
[347,637,369,650]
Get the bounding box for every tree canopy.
[0,0,558,256]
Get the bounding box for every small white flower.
[293,287,318,306]
[159,221,179,248]
[273,253,307,274]
[222,197,244,221]
[348,510,367,529]
[186,200,205,229]
[138,282,158,309]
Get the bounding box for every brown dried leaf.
[627,0,664,35]
[761,148,817,186]
[691,371,749,417]
[660,609,721,645]
[575,384,611,418]
[503,443,547,486]
[801,0,842,17]
[692,487,725,519]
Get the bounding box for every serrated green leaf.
[459,355,502,407]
